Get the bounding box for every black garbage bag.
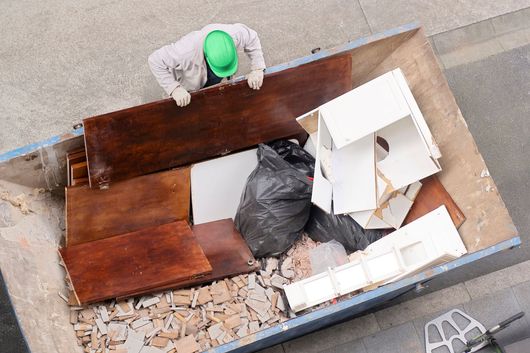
[267,139,315,177]
[305,205,385,253]
[235,141,314,257]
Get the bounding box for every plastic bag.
[305,205,385,253]
[268,139,315,177]
[310,240,349,275]
[235,141,315,257]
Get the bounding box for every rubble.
[288,235,320,281]
[70,272,291,352]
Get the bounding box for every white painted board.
[285,206,467,312]
[191,149,258,225]
[319,71,410,149]
[392,69,442,160]
[377,116,441,190]
[365,206,467,260]
[331,130,377,214]
[311,115,333,213]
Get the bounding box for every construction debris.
[70,271,291,353]
[289,235,320,281]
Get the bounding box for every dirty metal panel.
[60,221,212,304]
[83,54,353,187]
[65,167,190,246]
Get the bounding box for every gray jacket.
[148,23,266,95]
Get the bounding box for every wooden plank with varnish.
[66,149,87,187]
[71,161,88,179]
[60,221,212,304]
[117,219,259,300]
[66,167,190,246]
[404,175,466,228]
[83,54,353,187]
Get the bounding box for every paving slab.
[505,338,530,353]
[258,344,285,353]
[318,338,367,353]
[282,314,379,353]
[358,0,530,35]
[411,305,465,353]
[512,280,530,318]
[463,287,530,347]
[465,260,530,300]
[362,322,422,353]
[497,27,530,50]
[431,9,530,68]
[433,19,497,54]
[374,283,471,330]
[491,7,530,34]
[436,37,504,68]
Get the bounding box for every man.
[148,23,266,107]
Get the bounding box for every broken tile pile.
[288,234,320,281]
[69,259,293,353]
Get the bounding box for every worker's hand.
[247,69,264,90]
[171,86,191,107]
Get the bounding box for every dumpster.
[0,23,519,353]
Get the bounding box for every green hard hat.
[203,30,238,77]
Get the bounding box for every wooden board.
[66,149,86,187]
[66,168,190,246]
[404,176,466,228]
[60,221,212,304]
[84,54,353,187]
[71,161,88,179]
[117,219,259,300]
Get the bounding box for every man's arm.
[147,46,181,96]
[231,23,266,71]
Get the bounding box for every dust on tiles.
[70,259,291,353]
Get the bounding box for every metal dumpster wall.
[0,23,521,353]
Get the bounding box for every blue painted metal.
[0,22,521,353]
[0,127,84,163]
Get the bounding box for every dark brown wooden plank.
[71,161,88,179]
[71,177,89,187]
[66,149,86,187]
[66,167,190,246]
[84,54,353,187]
[117,219,259,300]
[60,221,212,304]
[404,175,466,228]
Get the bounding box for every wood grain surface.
[61,221,212,304]
[117,219,258,300]
[84,54,353,187]
[66,149,87,186]
[404,175,466,228]
[66,168,190,246]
